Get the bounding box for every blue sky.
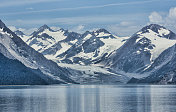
[1,0,176,36]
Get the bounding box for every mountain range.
[1,19,176,84]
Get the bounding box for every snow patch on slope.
[0,31,38,69]
[0,28,12,37]
[98,37,127,58]
[137,29,176,61]
[67,35,128,62]
[26,29,67,53]
[96,32,111,37]
[38,29,66,42]
[158,28,170,36]
[45,42,72,60]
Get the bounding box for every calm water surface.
[0,85,176,112]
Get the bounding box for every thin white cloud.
[107,21,142,36]
[6,13,146,26]
[120,21,134,27]
[71,25,85,33]
[23,28,38,35]
[26,7,34,10]
[0,0,64,7]
[149,12,163,23]
[7,16,143,36]
[0,0,171,16]
[168,7,176,19]
[50,26,61,31]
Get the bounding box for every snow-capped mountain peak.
[93,28,112,37]
[134,24,176,62]
[94,28,111,34]
[0,20,17,39]
[31,24,53,37]
[141,24,164,32]
[102,24,176,75]
[139,24,176,40]
[38,24,52,32]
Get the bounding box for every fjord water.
[0,85,176,112]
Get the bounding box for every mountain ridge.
[4,20,176,84]
[0,20,77,84]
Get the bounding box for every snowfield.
[137,29,176,62]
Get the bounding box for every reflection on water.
[0,85,176,112]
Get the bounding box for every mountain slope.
[1,20,128,84]
[23,25,82,60]
[102,24,176,74]
[21,25,128,65]
[0,20,75,84]
[128,44,176,84]
[57,29,129,65]
[18,25,130,84]
[15,22,176,84]
[0,52,48,85]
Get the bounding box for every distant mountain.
[57,29,129,65]
[0,20,75,84]
[96,24,176,84]
[23,25,82,60]
[102,24,176,74]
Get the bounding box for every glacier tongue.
[58,63,129,84]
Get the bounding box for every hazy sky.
[1,0,176,36]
